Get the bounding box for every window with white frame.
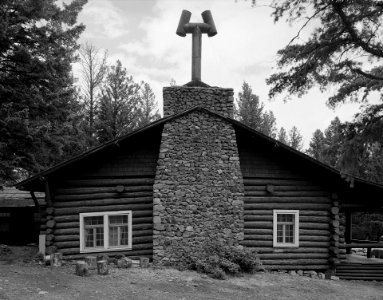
[79,211,132,253]
[273,210,299,247]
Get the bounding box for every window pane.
[84,216,103,226]
[83,216,104,248]
[109,215,128,225]
[109,214,130,247]
[285,236,293,243]
[285,224,294,243]
[85,228,94,247]
[277,224,283,242]
[120,225,129,245]
[275,213,296,245]
[96,227,104,247]
[277,214,294,223]
[109,226,119,247]
[286,224,294,235]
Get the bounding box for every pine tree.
[309,116,383,184]
[138,82,161,126]
[307,129,325,161]
[277,127,288,145]
[236,81,277,137]
[0,0,87,183]
[306,117,342,168]
[322,117,343,168]
[288,126,303,151]
[96,60,141,143]
[263,0,383,178]
[260,111,277,138]
[236,82,264,129]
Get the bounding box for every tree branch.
[287,4,331,46]
[332,1,383,58]
[346,62,383,81]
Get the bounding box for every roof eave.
[16,106,383,193]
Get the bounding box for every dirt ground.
[1,246,383,300]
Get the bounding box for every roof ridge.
[16,105,383,191]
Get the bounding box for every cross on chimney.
[176,10,217,87]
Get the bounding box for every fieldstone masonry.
[163,86,234,117]
[153,86,244,265]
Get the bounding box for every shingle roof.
[15,106,383,193]
[0,187,45,207]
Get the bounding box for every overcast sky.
[74,0,365,148]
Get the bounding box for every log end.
[97,260,109,275]
[116,185,125,193]
[75,261,89,276]
[139,257,150,268]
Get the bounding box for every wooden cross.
[176,10,217,86]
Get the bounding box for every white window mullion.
[104,215,109,250]
[80,215,84,251]
[129,213,132,249]
[117,226,121,247]
[91,228,95,248]
[295,214,299,246]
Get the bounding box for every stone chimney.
[153,86,244,266]
[163,86,234,118]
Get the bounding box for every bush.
[184,240,263,279]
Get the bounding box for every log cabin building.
[16,86,383,278]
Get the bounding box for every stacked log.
[328,194,340,268]
[139,257,150,268]
[39,209,48,234]
[97,260,108,275]
[50,252,63,267]
[45,207,57,254]
[51,177,154,260]
[338,211,347,261]
[85,256,97,270]
[241,177,332,270]
[75,261,89,276]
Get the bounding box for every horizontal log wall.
[237,129,332,271]
[241,177,332,270]
[46,128,162,260]
[48,178,154,259]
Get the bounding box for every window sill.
[80,247,132,254]
[273,244,299,248]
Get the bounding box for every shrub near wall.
[183,240,264,279]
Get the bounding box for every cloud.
[75,0,364,148]
[79,0,129,39]
[116,0,302,93]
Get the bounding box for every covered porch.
[336,253,383,280]
[343,208,383,258]
[337,203,383,280]
[333,179,383,280]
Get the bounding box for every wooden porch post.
[44,179,52,207]
[345,211,352,254]
[30,191,41,213]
